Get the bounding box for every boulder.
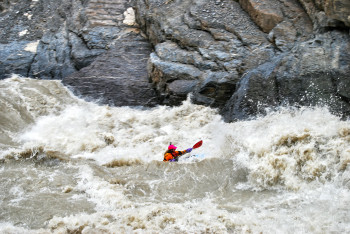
[221,56,282,121]
[275,31,350,116]
[223,31,350,121]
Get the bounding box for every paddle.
[192,140,203,149]
[180,140,203,160]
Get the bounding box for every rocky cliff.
[135,0,350,120]
[1,0,349,121]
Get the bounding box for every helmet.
[168,144,177,150]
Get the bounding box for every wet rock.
[0,41,37,78]
[221,56,282,121]
[0,0,135,79]
[1,0,159,107]
[60,0,161,107]
[0,0,64,79]
[223,31,350,121]
[63,31,159,107]
[167,80,199,105]
[194,71,239,108]
[275,31,350,116]
[29,24,77,79]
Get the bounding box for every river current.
[1,75,350,233]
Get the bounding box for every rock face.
[135,0,350,120]
[2,0,94,79]
[63,31,159,107]
[61,0,159,107]
[298,0,350,29]
[1,0,350,120]
[0,0,91,79]
[0,0,159,107]
[222,32,350,120]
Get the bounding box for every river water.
[1,75,350,233]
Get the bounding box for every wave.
[1,76,350,192]
[0,75,80,151]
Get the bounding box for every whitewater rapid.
[1,75,350,233]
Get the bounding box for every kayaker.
[163,144,192,162]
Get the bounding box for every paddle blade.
[192,140,203,149]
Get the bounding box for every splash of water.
[1,75,350,233]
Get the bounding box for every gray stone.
[135,0,277,108]
[1,0,350,121]
[194,71,239,108]
[274,31,350,117]
[136,0,350,121]
[167,80,199,105]
[0,41,36,79]
[63,31,159,107]
[221,57,281,121]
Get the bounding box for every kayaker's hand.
[186,148,192,153]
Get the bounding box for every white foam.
[19,97,222,164]
[13,81,350,190]
[2,78,350,233]
[0,223,45,234]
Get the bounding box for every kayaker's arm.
[176,150,187,156]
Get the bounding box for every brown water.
[1,76,350,233]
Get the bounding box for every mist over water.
[1,75,350,233]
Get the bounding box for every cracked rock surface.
[136,0,350,120]
[1,0,158,107]
[1,0,350,120]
